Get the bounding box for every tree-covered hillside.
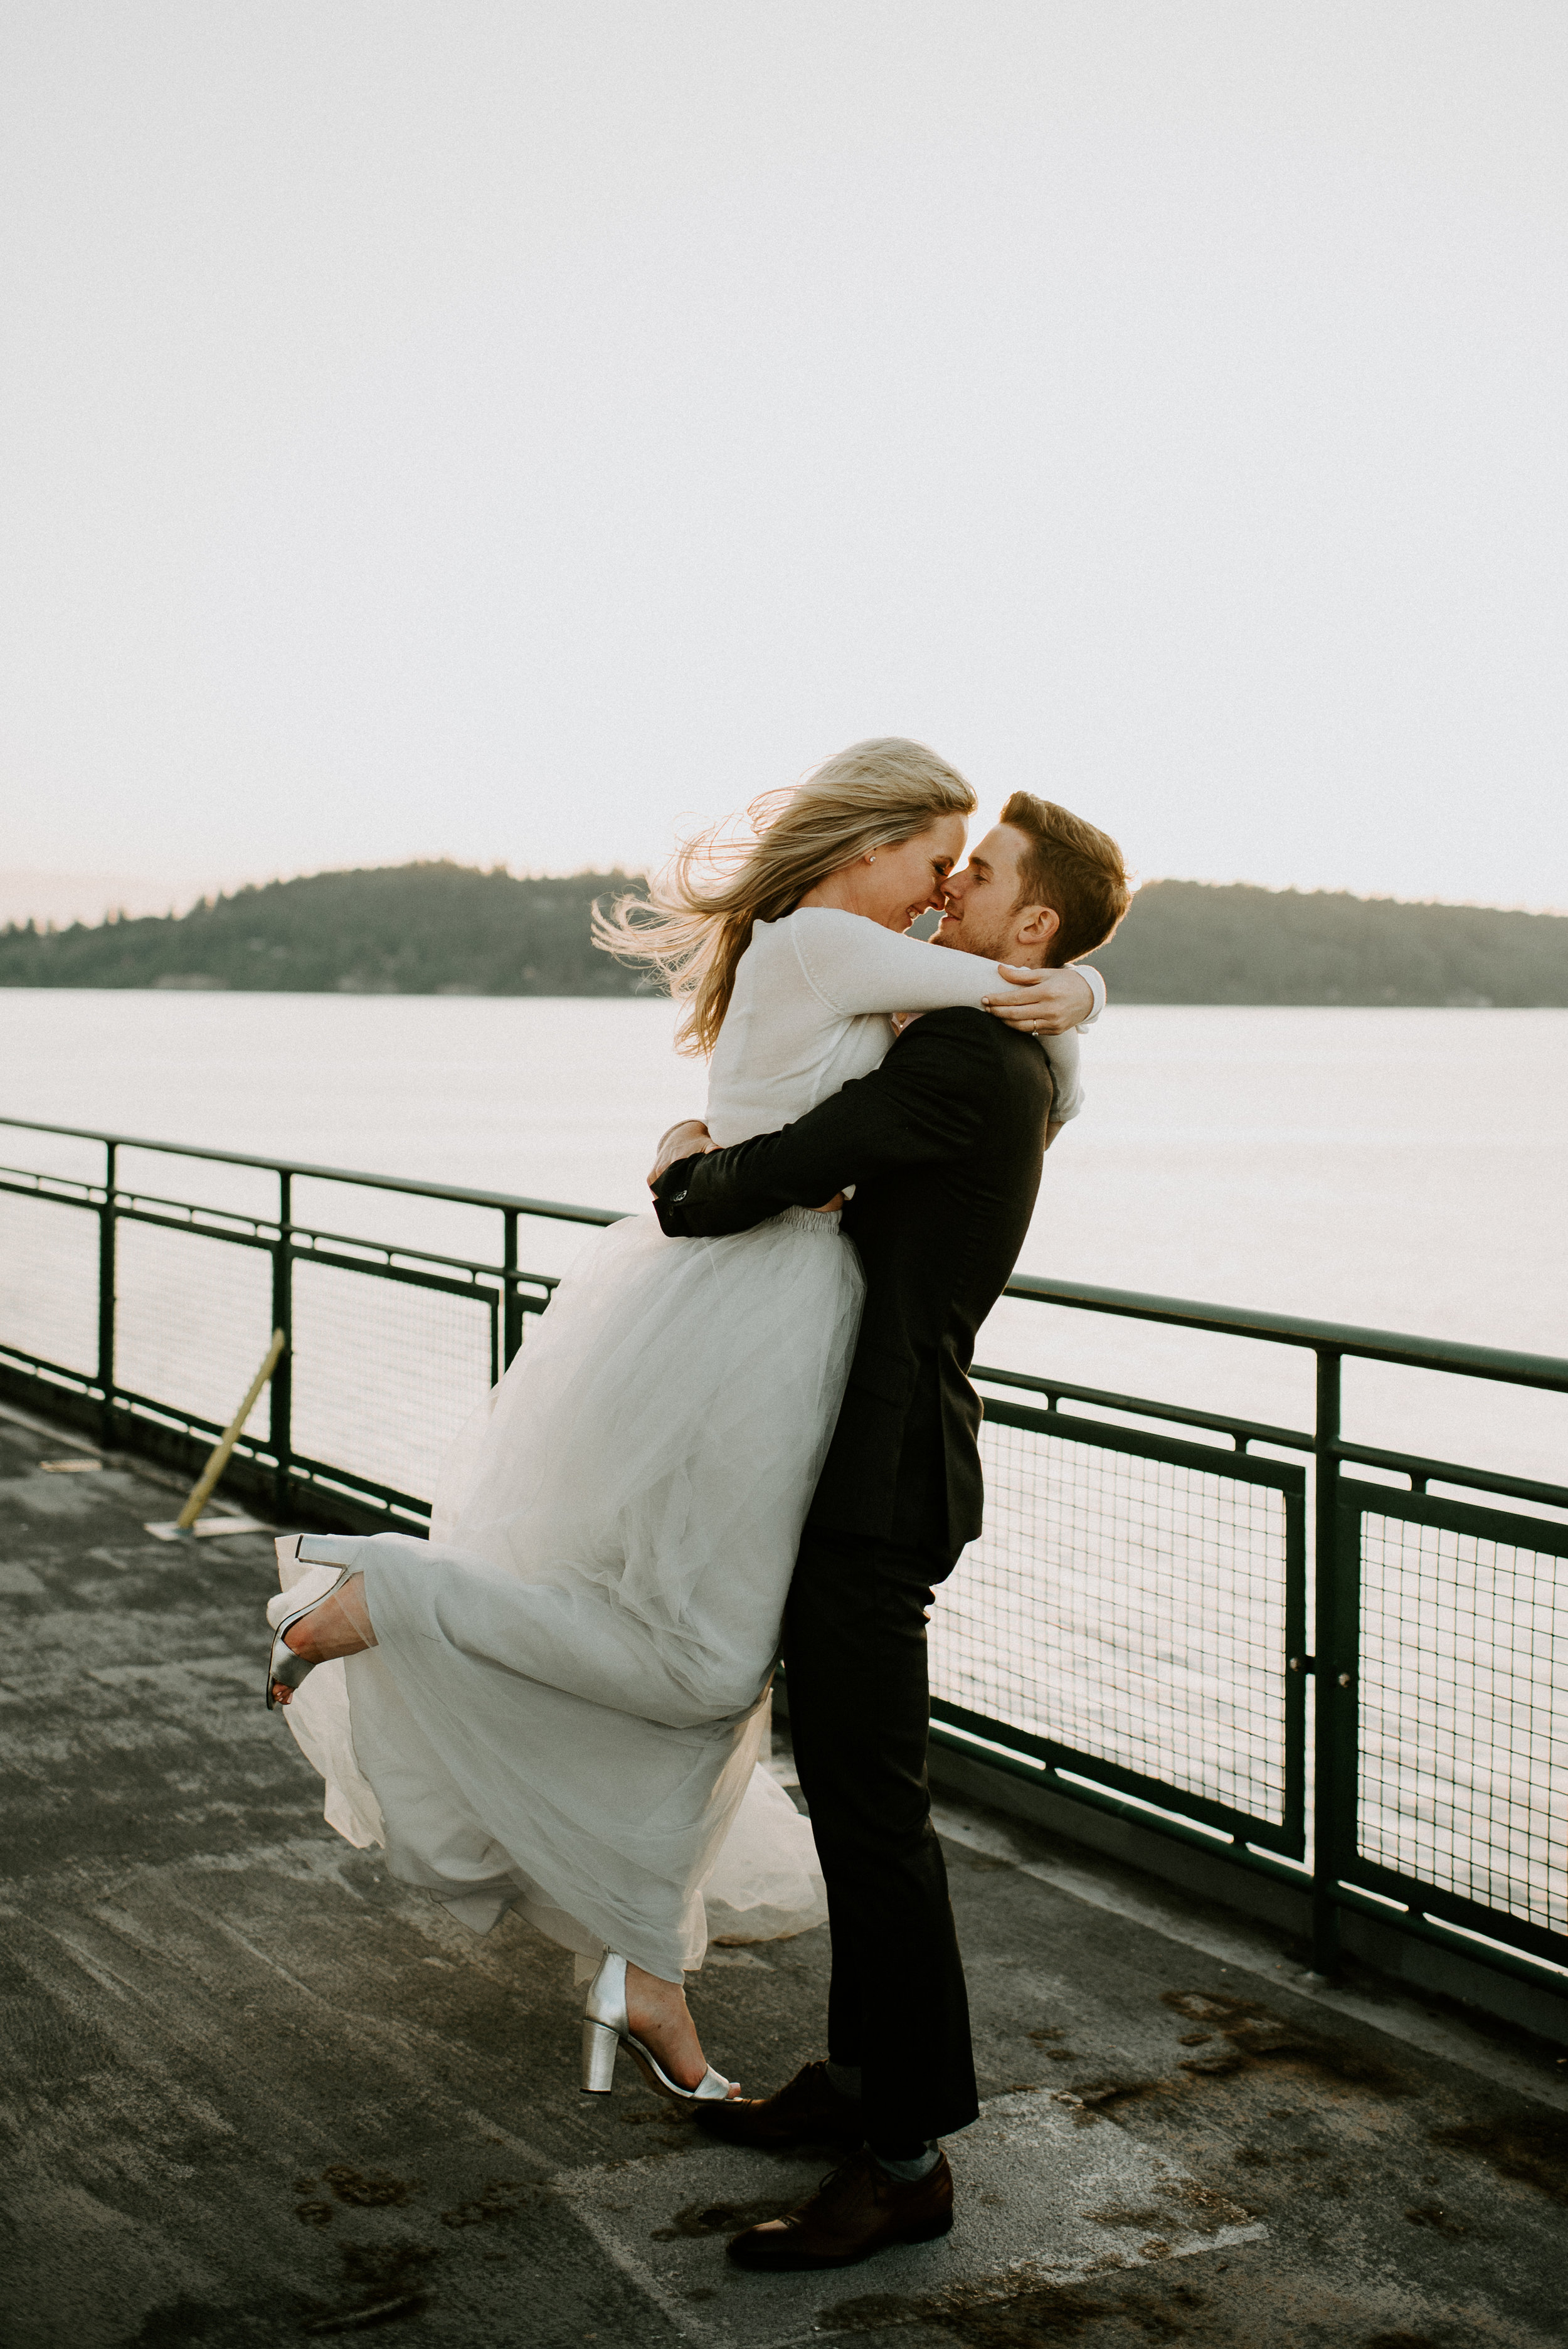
[0,862,1563,1004]
[1089,881,1568,1007]
[0,864,650,995]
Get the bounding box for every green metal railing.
[1,1115,1565,2000]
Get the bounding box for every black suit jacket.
[652,1007,1054,1562]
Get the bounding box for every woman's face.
[844,815,969,932]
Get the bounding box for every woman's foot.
[625,1961,741,2097]
[270,1577,376,1704]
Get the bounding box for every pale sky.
[3,3,1566,925]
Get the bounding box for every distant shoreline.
[3,864,1565,1008]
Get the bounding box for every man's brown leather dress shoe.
[726,2148,953,2270]
[692,2060,864,2150]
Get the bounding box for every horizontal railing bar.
[1003,1272,1568,1391]
[926,1720,1315,1888]
[112,1199,556,1285]
[0,1165,105,1201]
[0,1173,559,1291]
[1330,1885,1568,1991]
[975,1364,1568,1510]
[0,1342,99,1392]
[1338,1477,1568,1556]
[118,1200,269,1238]
[112,1381,273,1448]
[1336,1438,1568,1512]
[0,1174,106,1214]
[298,1247,504,1308]
[289,1238,556,1295]
[109,1203,275,1252]
[1330,1874,1568,1976]
[0,1116,627,1225]
[973,1362,1313,1453]
[930,1694,1300,1853]
[290,1231,553,1286]
[984,1392,1308,1490]
[282,1451,433,1522]
[292,1231,499,1279]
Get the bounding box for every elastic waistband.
[770,1204,844,1236]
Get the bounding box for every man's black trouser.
[780,1527,978,2150]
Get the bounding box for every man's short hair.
[999,792,1131,966]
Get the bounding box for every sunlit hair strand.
[593,738,977,1054]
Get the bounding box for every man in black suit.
[652,793,1129,2270]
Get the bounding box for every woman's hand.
[647,1120,718,1189]
[981,964,1094,1034]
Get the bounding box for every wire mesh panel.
[1348,1488,1568,1942]
[290,1256,496,1510]
[115,1219,276,1436]
[931,1406,1305,1847]
[0,1190,100,1376]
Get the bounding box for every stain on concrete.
[1083,2178,1253,2242]
[650,2193,797,2240]
[317,2163,421,2208]
[1052,1991,1417,2133]
[119,2294,245,2345]
[437,2177,544,2228]
[819,2267,1221,2342]
[1229,2143,1329,2170]
[1179,2047,1251,2079]
[1430,2110,1568,2203]
[1057,2075,1172,2119]
[301,2237,437,2333]
[1160,1987,1412,2096]
[1403,2199,1469,2239]
[617,2103,694,2151]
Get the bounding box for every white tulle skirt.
[275,1206,864,1979]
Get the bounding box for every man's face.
[935,824,1051,965]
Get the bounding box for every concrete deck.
[2,1397,1566,2349]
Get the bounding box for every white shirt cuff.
[1076,963,1106,1027]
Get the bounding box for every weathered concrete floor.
[1,1400,1566,2348]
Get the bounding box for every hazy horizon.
[3,856,1567,938]
[5,6,1566,916]
[6,854,1568,936]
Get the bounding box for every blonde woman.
[263,740,1103,2108]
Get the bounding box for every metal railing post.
[271,1167,293,1516]
[96,1140,117,1450]
[1311,1345,1345,1972]
[502,1207,523,1369]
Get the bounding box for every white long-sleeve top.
[704,907,1103,1148]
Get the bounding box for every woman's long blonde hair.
[594,738,977,1055]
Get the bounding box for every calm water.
[2,990,1565,1482]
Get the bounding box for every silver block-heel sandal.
[580,1951,737,2109]
[265,1552,365,1711]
